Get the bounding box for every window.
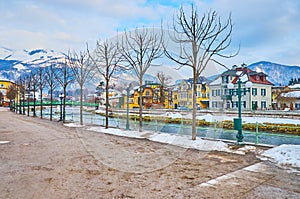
[252,101,258,110]
[145,91,150,96]
[226,101,230,109]
[202,93,206,98]
[252,88,257,96]
[261,88,266,96]
[222,76,229,84]
[232,101,238,108]
[295,103,300,110]
[241,101,246,108]
[261,101,266,109]
[212,101,218,108]
[212,90,216,97]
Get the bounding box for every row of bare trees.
[10,5,236,140]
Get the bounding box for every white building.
[209,65,273,110]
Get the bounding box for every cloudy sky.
[1,0,300,69]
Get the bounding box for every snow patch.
[260,144,300,171]
[0,141,10,144]
[64,123,84,128]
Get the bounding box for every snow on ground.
[196,113,300,125]
[65,122,300,172]
[64,123,84,128]
[87,126,231,152]
[260,144,300,172]
[0,141,10,144]
[164,112,183,119]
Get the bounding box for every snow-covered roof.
[280,91,300,98]
[289,84,300,89]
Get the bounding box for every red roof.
[231,67,273,85]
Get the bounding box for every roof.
[228,67,273,85]
[280,91,300,98]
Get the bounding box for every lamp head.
[245,81,253,88]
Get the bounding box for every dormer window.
[256,76,259,81]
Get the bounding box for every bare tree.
[37,67,47,118]
[69,47,96,125]
[6,84,17,111]
[120,27,164,132]
[45,64,58,121]
[89,40,123,128]
[165,5,237,140]
[55,59,75,122]
[156,71,172,107]
[30,70,39,117]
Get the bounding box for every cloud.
[1,0,300,67]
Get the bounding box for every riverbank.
[1,108,300,198]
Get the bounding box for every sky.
[1,0,300,72]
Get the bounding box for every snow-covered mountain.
[1,47,299,87]
[248,61,300,86]
[0,46,66,80]
[0,47,158,88]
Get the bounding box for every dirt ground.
[0,109,299,199]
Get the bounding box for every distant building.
[276,84,300,110]
[209,65,273,110]
[0,79,16,107]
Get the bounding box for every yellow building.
[196,83,210,109]
[121,77,210,110]
[0,80,17,107]
[176,77,210,109]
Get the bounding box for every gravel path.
[0,108,299,198]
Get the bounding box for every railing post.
[256,121,259,145]
[214,120,217,139]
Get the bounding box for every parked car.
[177,106,191,111]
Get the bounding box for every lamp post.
[20,97,23,114]
[228,76,252,144]
[59,93,64,121]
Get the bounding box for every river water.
[35,107,300,146]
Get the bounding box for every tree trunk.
[80,85,83,125]
[192,73,197,140]
[63,87,66,122]
[40,88,43,119]
[139,78,143,132]
[50,89,53,121]
[33,88,36,117]
[105,79,109,129]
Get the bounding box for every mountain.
[0,47,157,89]
[1,47,298,87]
[0,46,65,80]
[248,61,300,86]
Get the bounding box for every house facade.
[0,80,17,107]
[176,77,210,109]
[276,84,300,110]
[209,65,273,110]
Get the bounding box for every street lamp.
[59,93,64,121]
[123,84,134,130]
[228,75,252,144]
